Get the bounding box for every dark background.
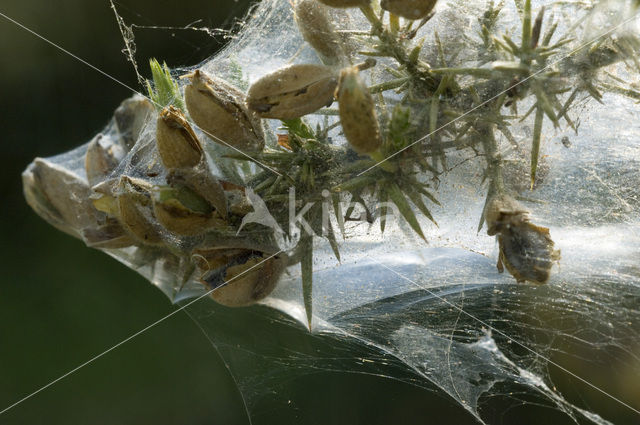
[0,1,638,424]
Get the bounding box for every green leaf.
[325,221,341,263]
[300,234,314,330]
[387,183,426,241]
[521,0,532,53]
[147,58,184,111]
[332,193,345,238]
[406,189,438,226]
[378,187,389,233]
[530,106,544,189]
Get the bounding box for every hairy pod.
[113,95,154,151]
[184,70,265,152]
[153,186,226,236]
[484,194,528,236]
[23,158,97,238]
[294,0,345,65]
[336,66,382,154]
[117,176,164,245]
[199,251,286,307]
[484,194,560,285]
[380,0,438,20]
[247,64,338,119]
[85,134,124,187]
[156,106,203,169]
[316,0,370,8]
[82,219,137,249]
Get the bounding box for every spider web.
[23,0,640,424]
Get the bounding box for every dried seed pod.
[85,134,125,187]
[336,66,383,154]
[113,95,154,151]
[247,64,338,120]
[166,168,228,218]
[117,176,164,245]
[156,106,203,169]
[317,0,370,7]
[497,221,561,284]
[23,158,97,238]
[485,194,560,285]
[82,219,136,249]
[484,194,528,236]
[184,70,265,152]
[294,0,346,65]
[380,0,438,20]
[153,186,226,236]
[200,251,286,307]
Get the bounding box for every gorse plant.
[24,0,640,328]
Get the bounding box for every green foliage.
[146,58,185,111]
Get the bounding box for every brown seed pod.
[156,106,203,169]
[117,176,164,245]
[380,0,438,20]
[317,0,370,8]
[82,219,137,249]
[199,251,286,307]
[23,158,97,238]
[85,134,125,187]
[484,194,560,285]
[294,0,346,65]
[152,186,226,236]
[184,70,265,152]
[496,221,561,285]
[113,95,154,151]
[247,64,338,120]
[336,66,383,154]
[484,194,528,236]
[166,167,228,219]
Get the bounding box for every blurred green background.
[0,1,638,424]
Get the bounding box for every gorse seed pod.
[380,0,438,20]
[247,64,338,120]
[113,95,154,151]
[484,194,528,236]
[484,194,560,285]
[294,0,346,65]
[153,186,226,236]
[317,0,370,8]
[184,70,265,152]
[156,106,203,169]
[117,176,164,245]
[23,158,97,238]
[166,168,228,218]
[336,66,383,154]
[200,251,285,307]
[82,219,136,249]
[85,135,124,187]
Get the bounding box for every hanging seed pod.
[117,176,164,245]
[317,0,370,7]
[336,66,382,154]
[82,219,137,249]
[152,185,226,236]
[166,167,228,218]
[294,0,346,65]
[85,134,125,187]
[184,70,264,152]
[156,106,203,169]
[113,95,154,151]
[200,251,286,307]
[380,0,438,20]
[23,158,97,238]
[485,194,560,285]
[247,64,338,120]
